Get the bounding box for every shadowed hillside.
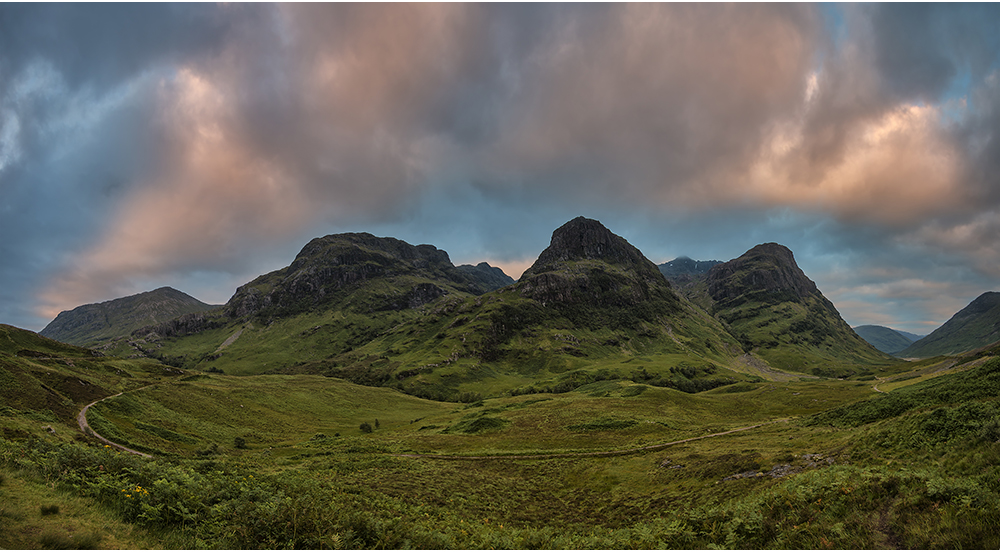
[704,243,894,376]
[854,325,916,355]
[900,292,1000,358]
[40,287,217,347]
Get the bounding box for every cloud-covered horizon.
[2,4,999,334]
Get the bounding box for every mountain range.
[35,217,909,401]
[36,216,1000,396]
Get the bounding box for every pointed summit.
[516,217,675,312]
[522,217,662,282]
[705,242,891,373]
[707,243,818,304]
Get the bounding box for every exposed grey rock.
[706,243,818,304]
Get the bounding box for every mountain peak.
[522,217,661,280]
[658,256,721,284]
[707,242,817,304]
[39,287,215,347]
[964,291,1000,315]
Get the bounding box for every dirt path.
[395,419,787,461]
[873,376,886,394]
[77,389,154,459]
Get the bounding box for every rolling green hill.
[4,328,997,549]
[898,292,1000,358]
[40,287,217,347]
[704,243,894,376]
[0,323,183,441]
[853,325,915,354]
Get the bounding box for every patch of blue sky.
[819,3,847,51]
[937,69,971,127]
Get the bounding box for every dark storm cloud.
[0,4,241,90]
[0,3,998,334]
[870,3,1000,102]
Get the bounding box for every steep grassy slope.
[705,244,894,376]
[899,291,1000,358]
[40,287,217,347]
[853,324,915,354]
[0,323,183,441]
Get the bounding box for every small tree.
[374,418,381,430]
[359,421,373,434]
[234,436,247,449]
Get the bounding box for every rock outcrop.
[707,243,818,305]
[516,217,675,310]
[455,262,516,292]
[224,232,511,319]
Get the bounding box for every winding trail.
[395,419,788,461]
[77,388,154,459]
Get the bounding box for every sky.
[2,3,1000,335]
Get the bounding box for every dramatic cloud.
[2,4,999,334]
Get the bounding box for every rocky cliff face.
[522,217,664,282]
[516,217,675,310]
[224,233,510,319]
[703,242,891,372]
[706,243,819,305]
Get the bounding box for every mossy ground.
[5,317,999,548]
[0,467,162,549]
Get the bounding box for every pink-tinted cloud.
[18,3,1000,333]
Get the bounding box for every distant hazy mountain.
[895,329,925,342]
[704,243,893,374]
[455,262,516,291]
[899,292,1000,358]
[40,287,217,347]
[853,325,916,355]
[658,257,721,285]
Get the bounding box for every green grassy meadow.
[4,317,1000,549]
[3,354,998,548]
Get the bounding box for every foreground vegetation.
[3,354,999,548]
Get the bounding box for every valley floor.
[3,353,1000,549]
